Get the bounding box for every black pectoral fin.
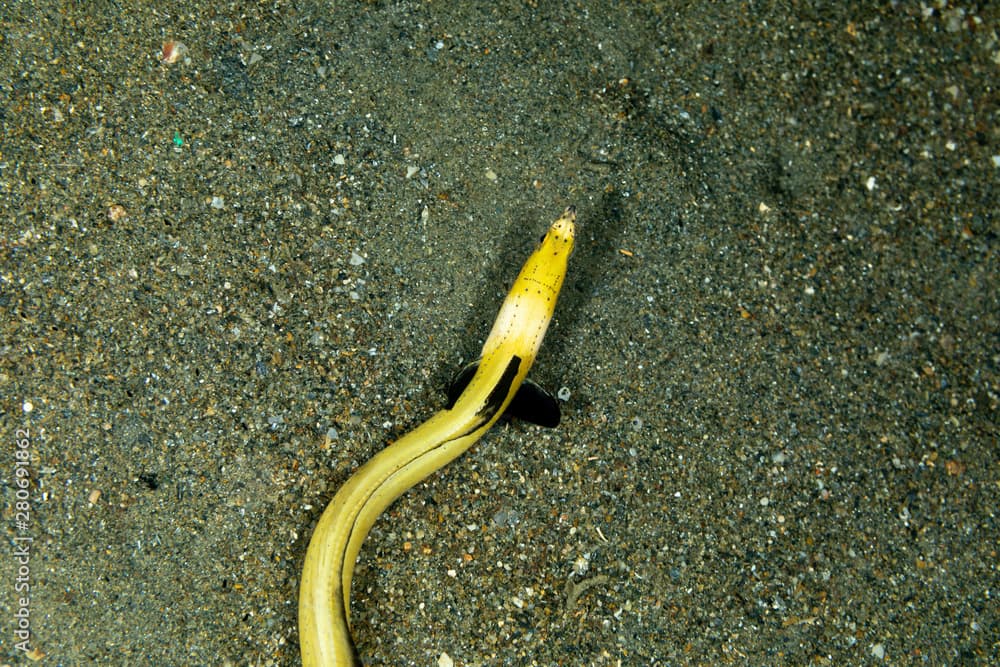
[448,357,559,427]
[504,379,561,428]
[446,360,480,409]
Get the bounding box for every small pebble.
[161,40,187,64]
[107,204,127,222]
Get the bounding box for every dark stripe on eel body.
[340,356,524,600]
[333,586,362,662]
[479,356,522,420]
[451,356,523,441]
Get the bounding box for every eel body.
[299,207,576,666]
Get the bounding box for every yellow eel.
[299,206,576,666]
